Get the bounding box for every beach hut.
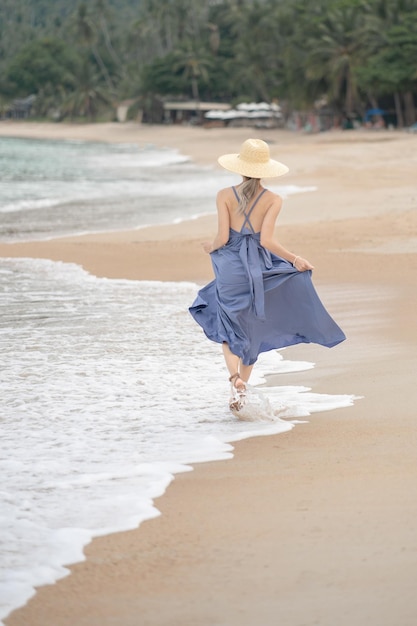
[6,94,36,119]
[162,101,231,125]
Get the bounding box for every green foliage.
[6,38,78,95]
[0,0,416,123]
[62,59,112,120]
[140,53,187,95]
[357,14,417,93]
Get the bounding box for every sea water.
[0,137,315,242]
[0,138,353,623]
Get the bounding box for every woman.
[189,139,345,411]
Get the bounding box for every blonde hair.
[236,177,261,214]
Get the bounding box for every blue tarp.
[365,108,385,120]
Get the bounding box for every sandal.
[229,372,247,412]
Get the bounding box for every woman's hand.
[293,256,314,271]
[202,241,213,254]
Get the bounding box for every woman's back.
[226,186,276,234]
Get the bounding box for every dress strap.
[241,188,267,233]
[232,186,240,201]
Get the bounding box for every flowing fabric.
[189,188,345,365]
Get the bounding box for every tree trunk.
[92,45,115,95]
[191,77,199,103]
[394,91,404,128]
[403,91,416,126]
[367,92,379,109]
[345,69,353,115]
[99,16,124,75]
[191,78,202,123]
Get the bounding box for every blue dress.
[189,188,346,365]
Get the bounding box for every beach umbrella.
[248,110,273,118]
[204,110,225,119]
[222,110,247,119]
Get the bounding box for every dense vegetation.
[1,0,416,125]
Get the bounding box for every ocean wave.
[0,197,64,214]
[0,138,317,242]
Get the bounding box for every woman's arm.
[260,197,314,271]
[202,189,231,253]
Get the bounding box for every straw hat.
[218,138,289,179]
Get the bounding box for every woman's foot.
[229,372,247,411]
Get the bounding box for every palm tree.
[73,2,116,96]
[303,4,370,115]
[356,0,417,126]
[173,41,212,105]
[230,1,283,102]
[132,0,209,59]
[62,60,111,120]
[93,0,124,75]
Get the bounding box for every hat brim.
[218,153,289,178]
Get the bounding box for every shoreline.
[3,122,417,626]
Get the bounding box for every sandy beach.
[2,121,417,625]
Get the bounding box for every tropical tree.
[93,0,124,71]
[130,0,210,61]
[140,52,187,96]
[356,0,417,125]
[71,2,116,95]
[173,42,212,103]
[357,17,417,125]
[62,59,111,120]
[229,0,285,102]
[6,37,78,96]
[302,3,370,115]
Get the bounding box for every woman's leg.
[240,363,254,383]
[222,342,240,379]
[222,343,254,384]
[223,343,254,411]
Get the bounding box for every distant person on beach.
[189,138,345,412]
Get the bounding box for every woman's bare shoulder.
[217,185,234,198]
[264,189,283,208]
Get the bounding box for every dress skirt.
[189,229,345,366]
